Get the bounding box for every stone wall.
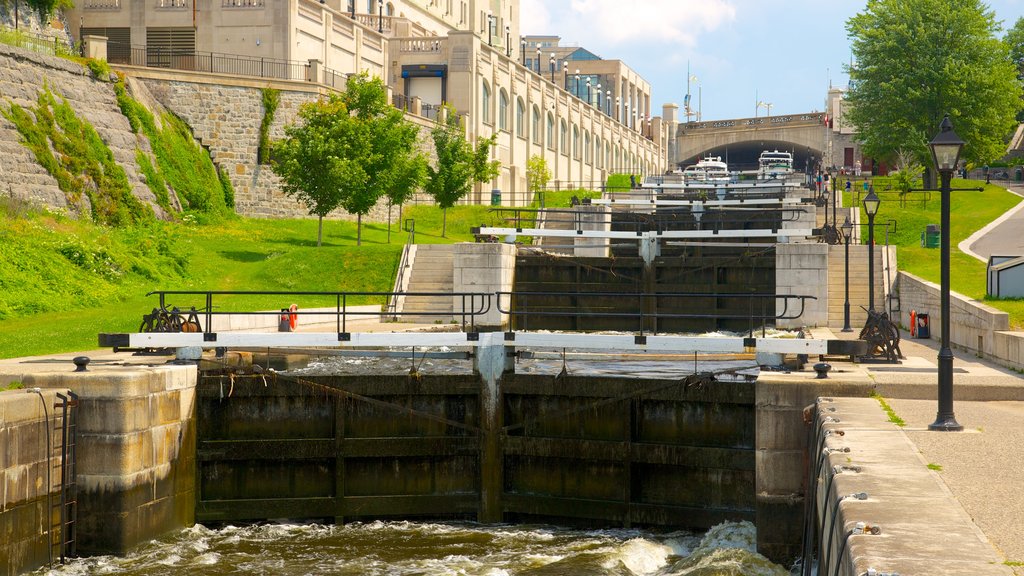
[0,44,165,218]
[0,387,72,576]
[23,364,197,555]
[897,271,1023,370]
[452,242,517,328]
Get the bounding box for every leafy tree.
[273,73,426,246]
[526,154,551,196]
[1004,17,1024,120]
[845,0,1021,172]
[425,106,500,237]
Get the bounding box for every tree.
[526,154,551,201]
[272,73,426,246]
[425,106,500,237]
[1004,17,1024,120]
[845,0,1020,171]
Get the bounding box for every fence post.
[82,35,108,62]
[307,59,321,83]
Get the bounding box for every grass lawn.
[844,177,1024,329]
[0,204,492,359]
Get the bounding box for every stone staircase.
[397,244,455,324]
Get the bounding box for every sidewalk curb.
[959,185,1024,262]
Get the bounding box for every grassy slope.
[845,178,1024,328]
[0,204,490,359]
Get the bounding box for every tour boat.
[682,156,730,183]
[758,150,794,179]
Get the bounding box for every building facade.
[67,0,666,202]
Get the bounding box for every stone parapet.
[452,242,517,329]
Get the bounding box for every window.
[572,125,579,159]
[595,136,601,168]
[366,0,373,12]
[386,2,394,16]
[498,89,509,131]
[533,106,541,144]
[516,98,525,139]
[482,81,491,125]
[560,120,567,154]
[547,113,555,149]
[584,131,591,164]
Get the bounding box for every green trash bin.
[490,189,501,206]
[1015,167,1022,182]
[921,224,940,248]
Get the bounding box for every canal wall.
[11,363,198,558]
[0,388,72,576]
[898,271,1024,371]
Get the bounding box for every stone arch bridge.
[675,112,828,171]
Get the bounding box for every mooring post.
[474,332,512,523]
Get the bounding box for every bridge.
[675,112,829,171]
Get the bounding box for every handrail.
[144,288,490,333]
[384,220,416,321]
[495,291,816,336]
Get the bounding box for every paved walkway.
[961,183,1024,262]
[812,326,1024,574]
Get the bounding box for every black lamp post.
[535,48,541,74]
[378,0,383,32]
[586,78,591,106]
[596,83,602,109]
[505,25,510,57]
[350,0,355,19]
[842,216,853,332]
[486,11,493,46]
[549,54,555,83]
[863,188,880,313]
[615,96,620,122]
[927,115,965,432]
[520,37,526,65]
[574,70,580,98]
[606,90,611,116]
[563,61,568,91]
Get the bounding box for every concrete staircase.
[397,244,455,324]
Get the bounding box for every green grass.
[846,178,1024,328]
[1,381,23,391]
[0,203,485,359]
[870,391,906,426]
[927,463,943,471]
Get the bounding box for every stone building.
[67,0,666,202]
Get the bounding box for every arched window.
[584,131,591,164]
[560,120,567,154]
[366,0,374,13]
[547,113,555,149]
[532,105,541,144]
[595,136,602,168]
[481,81,491,125]
[516,98,525,139]
[572,125,579,159]
[498,89,509,131]
[386,2,394,16]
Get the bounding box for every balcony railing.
[109,43,313,83]
[222,0,264,6]
[83,0,121,8]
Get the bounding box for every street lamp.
[596,83,602,109]
[378,0,383,33]
[486,11,493,46]
[536,47,541,74]
[927,114,965,432]
[520,36,526,65]
[505,25,510,56]
[842,216,854,332]
[350,0,355,19]
[615,96,620,122]
[574,69,580,98]
[586,78,591,105]
[862,187,880,313]
[549,54,555,83]
[563,61,568,91]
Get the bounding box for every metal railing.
[0,27,77,58]
[496,291,816,336]
[143,289,491,334]
[108,42,312,82]
[384,219,416,321]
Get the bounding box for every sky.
[520,0,1024,121]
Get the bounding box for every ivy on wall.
[258,87,280,165]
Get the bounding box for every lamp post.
[862,188,880,313]
[596,83,602,109]
[927,115,965,432]
[549,54,555,83]
[615,96,620,122]
[378,0,383,33]
[536,48,541,74]
[842,216,853,332]
[563,61,568,91]
[605,90,611,116]
[586,78,591,106]
[574,69,580,98]
[486,11,493,46]
[520,37,526,65]
[350,0,355,19]
[505,25,510,56]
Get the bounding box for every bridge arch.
[675,113,827,171]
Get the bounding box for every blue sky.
[521,0,1024,121]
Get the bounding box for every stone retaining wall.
[897,271,1023,370]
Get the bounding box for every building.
[67,0,666,202]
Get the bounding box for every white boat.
[758,150,794,179]
[682,156,730,183]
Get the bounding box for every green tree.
[526,154,551,197]
[1004,17,1024,121]
[272,73,426,246]
[845,0,1021,171]
[425,106,500,237]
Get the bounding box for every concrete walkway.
[807,326,1024,574]
[960,183,1024,262]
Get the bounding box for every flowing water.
[36,520,790,576]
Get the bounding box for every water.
[36,520,789,576]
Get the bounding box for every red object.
[910,310,917,337]
[288,304,298,331]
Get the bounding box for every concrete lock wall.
[21,364,197,556]
[452,242,517,328]
[898,271,1024,371]
[0,388,72,576]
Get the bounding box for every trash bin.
[490,189,501,206]
[916,313,930,339]
[921,224,940,248]
[1015,167,1022,182]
